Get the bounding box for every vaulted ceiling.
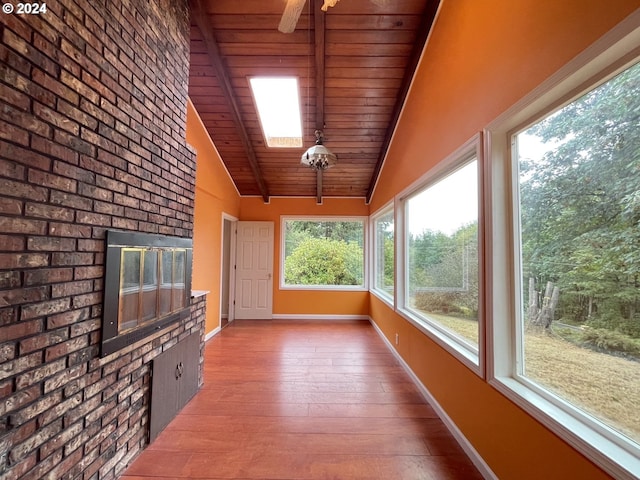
[188,0,440,202]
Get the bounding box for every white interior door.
[234,221,274,319]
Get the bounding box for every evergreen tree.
[519,61,640,335]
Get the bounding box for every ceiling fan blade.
[278,0,306,33]
[319,0,389,14]
[321,0,339,11]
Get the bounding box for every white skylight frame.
[249,77,303,148]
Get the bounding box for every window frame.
[395,134,485,377]
[280,215,368,291]
[485,13,640,479]
[370,201,395,307]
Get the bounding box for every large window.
[281,217,366,289]
[516,59,640,454]
[406,160,479,344]
[488,22,640,478]
[397,137,483,371]
[372,205,394,302]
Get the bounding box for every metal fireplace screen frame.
[101,230,193,357]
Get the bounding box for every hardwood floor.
[122,320,483,480]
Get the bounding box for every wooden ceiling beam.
[314,0,326,132]
[189,0,270,203]
[316,169,323,204]
[314,0,326,204]
[366,0,441,204]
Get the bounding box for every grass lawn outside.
[524,331,640,444]
[419,310,640,444]
[426,312,479,345]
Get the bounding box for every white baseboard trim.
[204,326,221,342]
[368,318,497,480]
[272,314,370,321]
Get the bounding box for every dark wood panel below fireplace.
[149,331,201,442]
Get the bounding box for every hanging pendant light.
[301,130,337,170]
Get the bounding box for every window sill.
[489,376,640,480]
[397,307,481,377]
[279,285,367,292]
[370,288,394,308]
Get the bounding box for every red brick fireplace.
[0,1,205,478]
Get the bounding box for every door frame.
[220,213,238,327]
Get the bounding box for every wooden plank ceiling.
[188,0,439,202]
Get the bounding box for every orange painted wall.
[239,197,369,316]
[187,99,241,335]
[370,0,639,211]
[369,1,638,479]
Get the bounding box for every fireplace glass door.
[118,247,188,334]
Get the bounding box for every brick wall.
[0,0,204,478]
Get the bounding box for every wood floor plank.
[147,430,432,456]
[123,320,482,480]
[308,402,439,418]
[141,452,481,480]
[205,364,406,375]
[203,371,404,383]
[213,390,427,404]
[180,400,311,417]
[162,414,450,437]
[201,380,388,393]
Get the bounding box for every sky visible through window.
[249,77,303,148]
[408,161,478,236]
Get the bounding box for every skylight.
[249,77,303,148]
